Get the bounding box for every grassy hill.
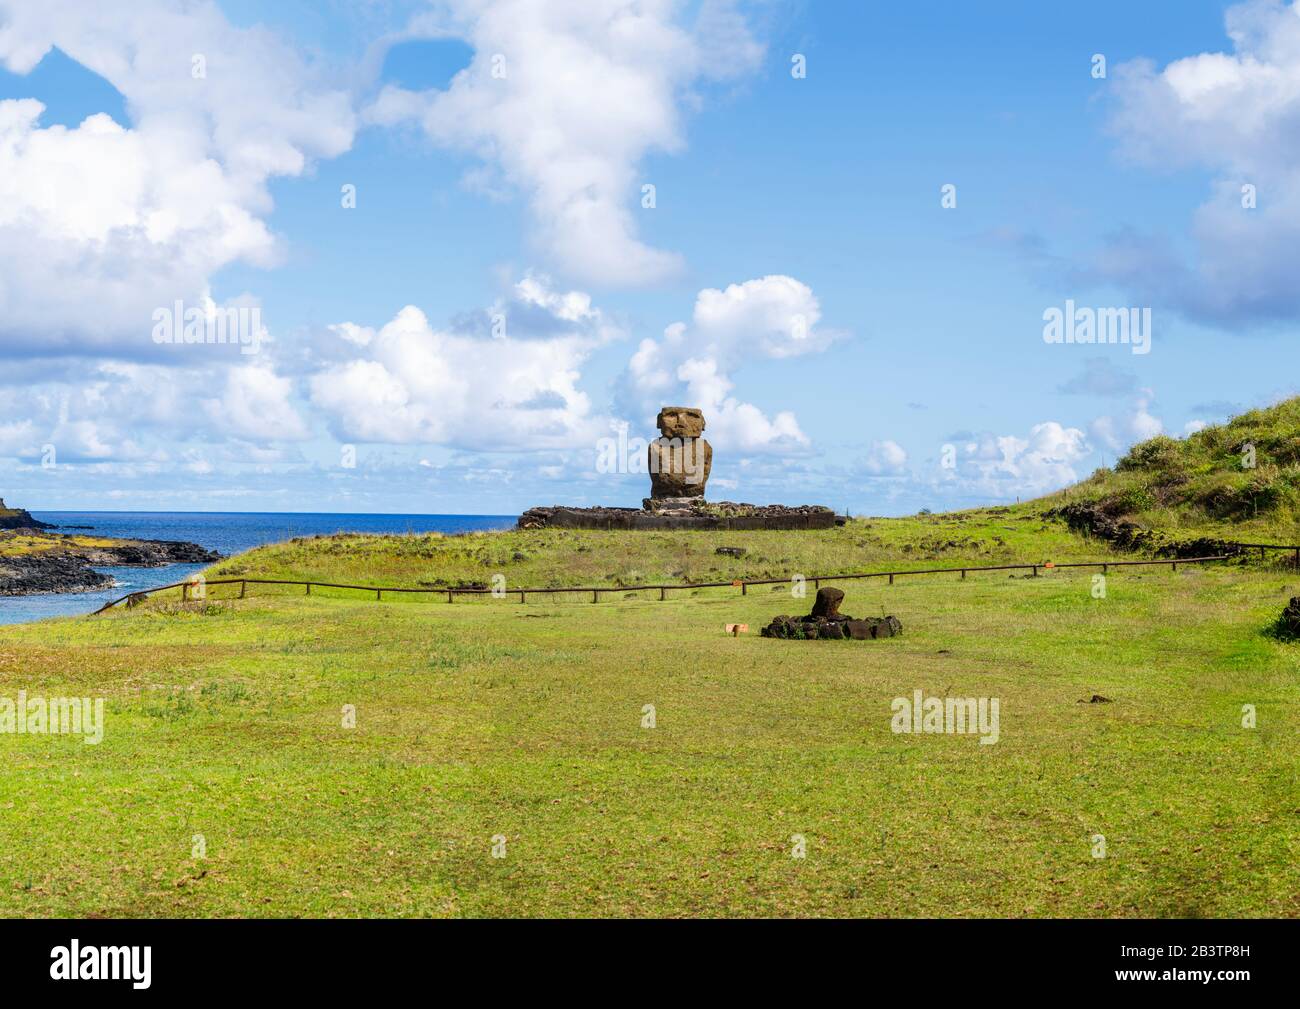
[1034,397,1300,549]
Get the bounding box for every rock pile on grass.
[761,587,902,641]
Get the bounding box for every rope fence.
[89,540,1300,615]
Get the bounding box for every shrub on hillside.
[1116,435,1183,474]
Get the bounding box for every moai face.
[648,406,712,500]
[656,407,706,440]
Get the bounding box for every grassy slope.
[1042,397,1300,544]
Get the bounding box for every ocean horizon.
[1,510,517,626]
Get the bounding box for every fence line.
[87,546,1299,615]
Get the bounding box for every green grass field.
[2,516,1298,917]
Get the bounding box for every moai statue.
[646,406,713,505]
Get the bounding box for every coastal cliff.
[0,497,54,530]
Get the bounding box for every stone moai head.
[648,406,712,501]
[656,407,706,440]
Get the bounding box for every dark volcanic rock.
[845,616,902,640]
[0,532,220,596]
[810,587,844,618]
[1048,501,1243,559]
[1278,597,1300,640]
[518,501,837,531]
[0,555,114,595]
[76,539,220,567]
[760,589,901,642]
[0,498,54,530]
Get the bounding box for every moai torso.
[647,407,712,500]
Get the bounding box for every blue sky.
[1,0,1297,515]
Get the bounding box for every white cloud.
[1103,0,1300,323]
[203,365,309,442]
[0,0,356,355]
[623,275,840,451]
[1091,394,1164,451]
[936,422,1091,499]
[309,277,613,450]
[859,440,909,476]
[365,0,763,286]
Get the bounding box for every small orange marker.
[731,579,743,586]
[725,623,749,636]
[1044,562,1055,569]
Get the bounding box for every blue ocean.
[0,512,515,626]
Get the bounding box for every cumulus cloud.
[1091,393,1164,452]
[364,0,763,286]
[203,366,310,442]
[858,440,909,477]
[0,0,356,356]
[308,276,614,451]
[940,422,1092,498]
[623,275,840,451]
[1101,0,1300,324]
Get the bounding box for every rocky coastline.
[0,528,220,596]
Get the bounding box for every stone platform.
[517,501,841,531]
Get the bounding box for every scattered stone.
[518,501,836,530]
[760,588,901,641]
[1049,501,1244,559]
[715,546,747,558]
[1080,695,1113,704]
